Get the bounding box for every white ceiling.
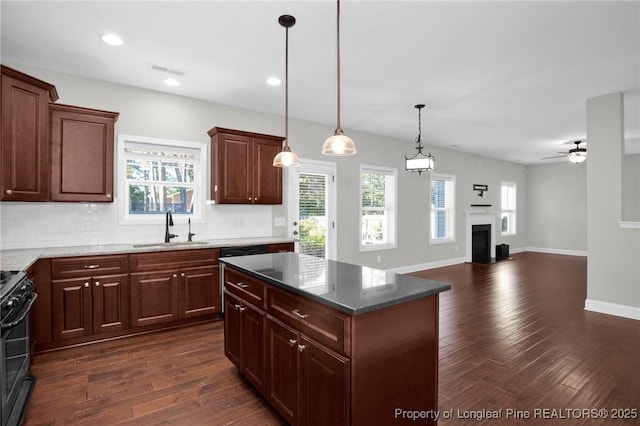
[2,0,639,164]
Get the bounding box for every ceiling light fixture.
[322,0,356,156]
[405,104,435,174]
[164,78,180,87]
[266,76,282,86]
[272,15,300,168]
[567,140,587,163]
[101,33,124,46]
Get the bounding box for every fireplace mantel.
[465,211,499,263]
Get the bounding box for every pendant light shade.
[567,141,587,163]
[405,104,434,175]
[273,14,300,168]
[322,0,356,156]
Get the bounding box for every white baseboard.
[388,256,466,274]
[585,299,640,320]
[526,247,587,257]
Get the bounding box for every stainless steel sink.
[132,241,209,248]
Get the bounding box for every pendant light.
[273,15,300,167]
[567,140,587,163]
[322,0,357,156]
[405,104,435,174]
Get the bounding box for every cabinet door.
[52,278,92,341]
[50,104,118,202]
[180,265,219,318]
[1,71,53,201]
[299,336,350,426]
[130,271,180,327]
[224,291,242,369]
[253,137,282,204]
[93,274,129,334]
[266,317,298,424]
[241,303,266,392]
[217,132,252,204]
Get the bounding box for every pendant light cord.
[285,25,289,147]
[336,0,342,134]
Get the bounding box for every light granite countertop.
[0,237,296,271]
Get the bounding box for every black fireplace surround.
[472,224,491,263]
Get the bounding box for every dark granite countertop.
[220,252,451,315]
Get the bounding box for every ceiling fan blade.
[541,155,567,160]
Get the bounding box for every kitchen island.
[220,252,451,426]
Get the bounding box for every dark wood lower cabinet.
[52,273,128,341]
[266,317,349,426]
[130,271,180,327]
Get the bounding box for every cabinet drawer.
[51,255,128,279]
[268,243,294,253]
[130,248,219,272]
[224,268,266,309]
[267,286,350,356]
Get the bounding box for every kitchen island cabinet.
[221,253,451,426]
[1,65,58,201]
[208,127,284,205]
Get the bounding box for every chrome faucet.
[165,210,178,243]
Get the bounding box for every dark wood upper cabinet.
[1,65,58,201]
[49,104,119,202]
[208,127,284,204]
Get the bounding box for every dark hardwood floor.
[24,252,639,425]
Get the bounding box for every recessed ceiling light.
[101,33,124,46]
[164,78,180,87]
[266,76,281,86]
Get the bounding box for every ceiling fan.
[541,140,587,163]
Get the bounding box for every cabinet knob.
[297,344,306,353]
[84,282,90,288]
[248,197,252,201]
[234,303,246,312]
[5,190,12,195]
[95,281,100,286]
[173,274,177,278]
[106,194,112,198]
[288,339,297,347]
[181,273,185,277]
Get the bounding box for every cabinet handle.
[84,282,90,288]
[95,281,100,286]
[234,304,246,312]
[84,264,100,269]
[5,190,12,195]
[292,309,309,320]
[237,282,249,289]
[288,339,297,347]
[297,344,306,353]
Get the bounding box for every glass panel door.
[288,160,336,260]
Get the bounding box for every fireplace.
[472,224,491,263]
[465,211,498,263]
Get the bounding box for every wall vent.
[150,64,184,76]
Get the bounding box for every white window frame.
[430,173,456,244]
[359,164,398,252]
[117,134,207,225]
[501,181,517,235]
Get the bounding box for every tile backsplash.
[0,201,274,250]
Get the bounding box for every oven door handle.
[0,292,38,331]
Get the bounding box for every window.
[430,173,455,243]
[360,165,397,251]
[118,135,206,224]
[501,182,517,235]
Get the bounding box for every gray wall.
[1,62,527,269]
[586,92,640,315]
[622,153,640,221]
[526,162,587,254]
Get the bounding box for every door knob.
[293,230,298,235]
